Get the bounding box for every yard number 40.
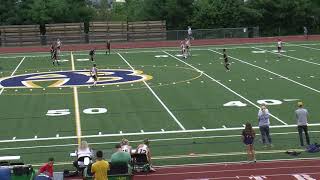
[46,108,107,116]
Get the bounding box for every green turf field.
[0,41,320,170]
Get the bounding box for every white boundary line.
[209,49,320,94]
[0,56,25,94]
[71,52,82,145]
[252,47,320,66]
[1,43,320,59]
[0,123,320,143]
[163,50,287,125]
[117,52,186,130]
[287,42,320,51]
[1,130,319,151]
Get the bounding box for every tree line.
[0,0,319,36]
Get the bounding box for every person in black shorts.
[106,40,111,55]
[223,49,230,71]
[242,122,256,163]
[89,49,95,61]
[90,64,98,87]
[50,43,55,60]
[52,48,59,66]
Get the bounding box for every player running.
[106,40,111,54]
[185,38,191,57]
[180,41,187,59]
[56,38,61,59]
[89,48,95,61]
[277,39,283,58]
[90,64,98,87]
[223,49,230,71]
[50,42,55,60]
[52,48,60,66]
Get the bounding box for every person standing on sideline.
[295,102,310,146]
[258,104,272,147]
[187,26,193,40]
[303,26,308,40]
[91,151,110,180]
[242,123,256,163]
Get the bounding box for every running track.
[134,159,320,180]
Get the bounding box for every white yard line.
[0,56,25,95]
[117,53,186,130]
[1,123,320,143]
[70,52,82,145]
[163,50,287,125]
[209,49,320,94]
[1,130,319,151]
[252,47,320,66]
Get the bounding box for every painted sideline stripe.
[209,49,320,94]
[0,123,319,143]
[163,50,287,125]
[117,53,186,130]
[287,42,320,51]
[0,56,25,95]
[253,47,320,66]
[1,130,319,151]
[1,43,320,59]
[71,52,82,146]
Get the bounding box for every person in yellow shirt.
[91,150,110,180]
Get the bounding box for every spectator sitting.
[37,157,54,179]
[136,139,156,172]
[73,141,93,172]
[120,138,132,154]
[111,143,132,173]
[91,151,110,180]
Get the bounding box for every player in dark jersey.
[223,49,230,71]
[106,40,111,55]
[89,49,95,61]
[52,48,59,66]
[50,43,55,60]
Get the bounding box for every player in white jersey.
[187,26,193,40]
[136,139,155,172]
[180,41,187,59]
[90,64,98,87]
[277,39,283,58]
[120,138,132,154]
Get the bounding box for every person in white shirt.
[90,64,98,87]
[73,141,93,172]
[258,104,272,147]
[187,26,193,40]
[120,138,132,154]
[277,39,283,58]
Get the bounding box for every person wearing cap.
[258,104,272,147]
[295,102,310,146]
